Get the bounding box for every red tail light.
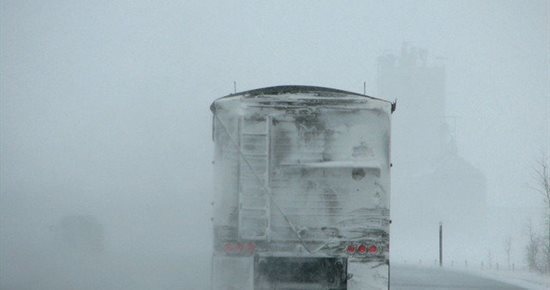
[224,243,234,253]
[224,242,256,255]
[357,244,367,254]
[246,242,256,253]
[369,245,378,254]
[346,245,356,254]
[235,243,244,252]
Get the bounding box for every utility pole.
[439,222,443,267]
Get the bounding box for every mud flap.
[211,255,254,290]
[347,261,389,290]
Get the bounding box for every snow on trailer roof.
[210,85,396,112]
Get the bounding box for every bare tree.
[526,221,541,272]
[533,155,550,273]
[487,249,493,270]
[504,236,512,270]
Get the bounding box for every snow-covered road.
[391,265,525,290]
[5,250,548,290]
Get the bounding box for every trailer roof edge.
[210,85,395,112]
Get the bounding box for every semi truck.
[210,86,395,290]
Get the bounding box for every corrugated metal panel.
[213,90,391,245]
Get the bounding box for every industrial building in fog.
[377,44,487,263]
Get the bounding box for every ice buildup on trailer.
[210,86,395,290]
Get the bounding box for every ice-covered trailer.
[210,86,394,290]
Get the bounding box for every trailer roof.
[214,84,392,103]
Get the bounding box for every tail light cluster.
[223,242,256,255]
[346,244,379,255]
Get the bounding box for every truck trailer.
[210,85,394,290]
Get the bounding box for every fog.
[1,1,548,289]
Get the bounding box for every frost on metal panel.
[211,86,392,289]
